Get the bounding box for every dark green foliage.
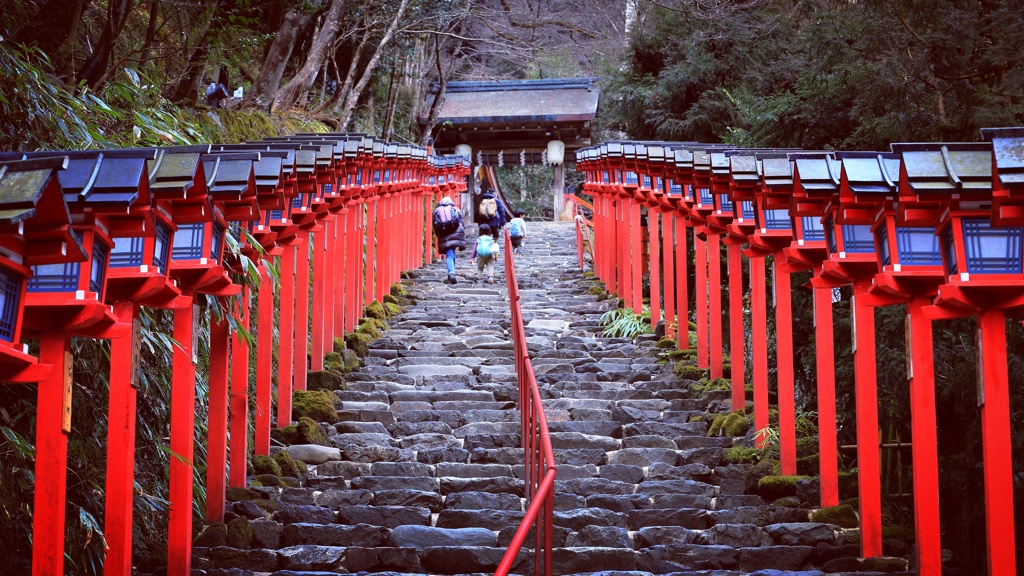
[291,390,339,424]
[811,504,859,529]
[722,446,764,465]
[194,523,228,547]
[757,475,813,501]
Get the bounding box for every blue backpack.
[476,235,498,257]
[509,218,525,238]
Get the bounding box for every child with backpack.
[432,196,466,284]
[470,224,500,284]
[478,189,506,238]
[508,210,526,256]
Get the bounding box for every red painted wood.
[351,201,364,326]
[727,243,745,412]
[309,222,325,368]
[277,243,295,428]
[649,212,661,330]
[775,264,796,475]
[294,233,310,391]
[619,200,629,305]
[335,207,348,335]
[662,210,675,340]
[606,197,617,295]
[750,256,769,447]
[814,285,839,508]
[254,265,273,456]
[364,201,375,317]
[978,309,1016,576]
[708,233,722,379]
[168,300,196,576]
[376,196,388,302]
[424,194,433,266]
[852,281,882,558]
[695,234,708,368]
[229,291,249,488]
[675,213,689,350]
[906,296,942,576]
[205,315,229,523]
[104,301,138,576]
[32,331,71,576]
[630,201,642,313]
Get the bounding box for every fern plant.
[599,306,654,339]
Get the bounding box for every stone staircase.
[192,221,915,576]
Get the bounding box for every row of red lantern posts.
[575,127,1024,576]
[0,137,470,576]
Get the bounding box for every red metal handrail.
[494,230,557,576]
[568,194,594,270]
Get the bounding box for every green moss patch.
[342,348,361,372]
[292,390,339,423]
[674,363,707,381]
[296,416,329,446]
[357,321,382,340]
[333,337,346,354]
[722,446,763,465]
[273,450,303,478]
[306,370,346,392]
[364,301,387,320]
[797,454,819,476]
[225,487,261,502]
[384,302,402,317]
[811,504,859,528]
[323,351,345,372]
[383,293,400,306]
[655,338,676,349]
[271,425,299,445]
[252,473,282,486]
[226,517,253,549]
[344,331,373,358]
[251,455,281,476]
[757,475,813,500]
[390,282,407,297]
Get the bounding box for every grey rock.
[566,525,633,548]
[549,431,621,451]
[336,505,431,528]
[628,508,710,530]
[600,464,645,484]
[633,526,701,549]
[398,432,462,451]
[274,505,334,525]
[440,476,524,496]
[739,545,814,571]
[388,421,453,436]
[199,547,278,571]
[314,461,368,479]
[284,445,341,465]
[555,448,608,466]
[636,543,739,572]
[435,509,525,530]
[373,489,443,512]
[390,525,497,548]
[699,524,772,547]
[350,475,437,493]
[313,489,372,509]
[342,445,404,463]
[435,462,512,478]
[344,546,422,572]
[551,547,638,574]
[555,508,628,530]
[421,546,523,574]
[248,519,282,549]
[369,461,432,477]
[276,545,344,571]
[607,448,678,467]
[417,446,471,464]
[765,522,837,546]
[585,494,651,513]
[559,477,636,496]
[445,491,522,511]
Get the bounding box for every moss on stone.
[667,348,697,362]
[333,337,346,354]
[194,522,227,547]
[796,436,819,458]
[582,271,595,278]
[707,411,749,437]
[383,293,400,306]
[655,338,676,349]
[722,446,763,465]
[251,455,281,476]
[674,362,707,381]
[297,416,329,446]
[225,517,253,549]
[588,285,606,297]
[253,473,282,486]
[280,477,301,488]
[323,351,345,372]
[225,487,261,502]
[757,475,813,500]
[364,317,389,334]
[797,453,819,476]
[344,331,373,358]
[721,363,731,378]
[882,525,916,543]
[252,498,280,513]
[292,390,339,423]
[273,450,302,478]
[390,282,407,297]
[271,425,300,445]
[356,321,382,340]
[306,370,345,392]
[863,558,908,572]
[688,414,704,423]
[384,302,402,317]
[688,321,698,332]
[342,348,361,372]
[364,300,387,320]
[772,497,801,508]
[811,504,859,528]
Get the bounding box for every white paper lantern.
[546,140,565,166]
[498,150,504,167]
[454,144,472,158]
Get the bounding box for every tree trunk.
[336,0,411,128]
[246,8,312,109]
[311,23,370,115]
[169,0,223,103]
[271,0,346,112]
[78,0,135,89]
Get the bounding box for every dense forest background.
[1,0,1023,574]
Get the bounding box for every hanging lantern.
[498,150,504,168]
[454,143,472,159]
[521,150,527,167]
[547,140,565,166]
[476,150,483,166]
[541,150,548,165]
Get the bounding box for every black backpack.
[433,204,459,235]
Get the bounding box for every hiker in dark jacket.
[433,196,466,284]
[478,189,506,238]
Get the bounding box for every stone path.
[192,222,914,576]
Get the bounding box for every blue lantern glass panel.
[719,195,733,213]
[270,210,283,221]
[841,224,875,253]
[876,224,891,266]
[825,216,838,254]
[625,171,638,185]
[210,221,225,262]
[656,177,663,191]
[669,179,682,195]
[738,201,755,220]
[642,174,652,188]
[356,171,364,186]
[172,223,205,260]
[0,268,18,342]
[373,170,381,183]
[292,195,305,209]
[153,221,171,274]
[602,171,609,183]
[110,236,145,268]
[961,218,1023,274]
[90,241,107,293]
[615,170,622,183]
[941,225,958,276]
[383,170,391,183]
[895,227,943,266]
[764,209,791,230]
[699,188,713,205]
[801,216,825,241]
[28,261,79,292]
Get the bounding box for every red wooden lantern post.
[671,148,694,351]
[642,145,669,331]
[748,155,802,472]
[691,150,715,370]
[812,151,900,558]
[784,153,841,509]
[723,153,761,412]
[0,156,90,576]
[905,139,1016,575]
